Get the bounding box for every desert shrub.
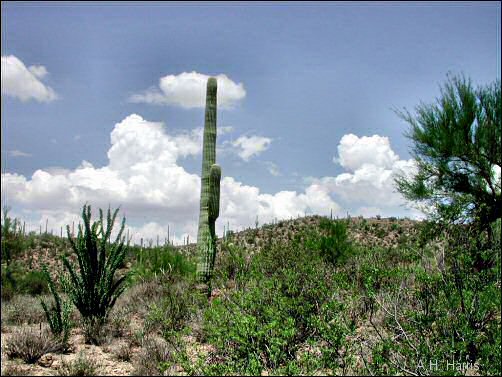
[57,351,100,376]
[130,245,195,283]
[1,209,27,301]
[39,232,60,249]
[16,270,49,296]
[1,208,26,263]
[106,307,130,338]
[1,364,28,376]
[113,342,133,362]
[5,327,65,363]
[203,241,354,375]
[114,278,165,319]
[304,218,354,267]
[352,248,413,297]
[144,278,201,339]
[132,337,173,376]
[1,279,16,301]
[213,241,251,289]
[365,221,501,376]
[2,294,47,325]
[1,263,52,299]
[1,263,19,301]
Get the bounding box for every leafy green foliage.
[395,74,501,229]
[1,263,50,299]
[203,240,354,375]
[385,74,501,375]
[305,218,353,266]
[1,208,26,300]
[366,222,501,376]
[16,270,49,295]
[129,245,195,283]
[1,207,26,264]
[60,204,129,334]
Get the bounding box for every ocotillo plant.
[40,264,72,344]
[196,77,221,296]
[60,204,129,342]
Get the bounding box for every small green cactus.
[196,77,221,296]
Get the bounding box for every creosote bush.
[305,218,354,266]
[202,239,354,375]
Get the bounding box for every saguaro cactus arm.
[209,164,221,221]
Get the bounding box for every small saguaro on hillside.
[196,77,221,296]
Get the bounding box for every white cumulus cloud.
[1,115,423,244]
[1,55,57,102]
[334,134,399,171]
[325,133,421,218]
[129,71,246,109]
[1,114,339,244]
[232,135,272,161]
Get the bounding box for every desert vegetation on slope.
[1,212,500,375]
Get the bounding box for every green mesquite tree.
[395,74,501,236]
[196,77,221,295]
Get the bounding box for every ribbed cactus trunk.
[196,77,221,296]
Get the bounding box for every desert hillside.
[2,215,500,376]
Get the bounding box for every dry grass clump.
[1,364,30,376]
[106,307,130,338]
[132,336,173,376]
[5,326,66,364]
[114,278,165,317]
[113,341,133,362]
[1,294,47,325]
[56,351,101,376]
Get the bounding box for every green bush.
[203,241,354,375]
[213,241,251,290]
[144,279,200,339]
[1,263,50,299]
[305,218,353,266]
[1,208,27,300]
[130,245,195,283]
[366,222,501,376]
[1,208,26,264]
[17,270,49,296]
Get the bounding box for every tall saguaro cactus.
[196,77,221,296]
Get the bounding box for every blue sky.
[2,1,500,243]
